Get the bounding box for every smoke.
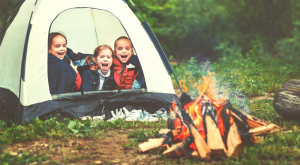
[185,58,250,114]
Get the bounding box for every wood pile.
[138,99,280,160]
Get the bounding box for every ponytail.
[86,56,99,71]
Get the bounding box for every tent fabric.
[22,91,179,123]
[50,8,99,54]
[0,0,36,100]
[0,0,177,123]
[92,9,130,51]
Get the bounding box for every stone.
[9,151,18,156]
[273,79,300,120]
[94,160,102,164]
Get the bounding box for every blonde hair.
[86,44,113,70]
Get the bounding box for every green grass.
[171,44,300,98]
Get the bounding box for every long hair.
[48,32,67,49]
[87,44,114,71]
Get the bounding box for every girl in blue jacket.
[81,45,115,91]
[48,32,91,94]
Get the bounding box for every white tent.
[0,0,179,123]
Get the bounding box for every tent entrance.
[50,8,129,54]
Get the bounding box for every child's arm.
[128,55,142,69]
[128,55,146,89]
[67,48,93,61]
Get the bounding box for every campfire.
[139,74,280,160]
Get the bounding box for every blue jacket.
[48,48,92,94]
[81,69,115,91]
[48,54,76,94]
[127,55,146,89]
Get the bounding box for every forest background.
[1,0,300,61]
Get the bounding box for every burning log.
[189,122,211,160]
[205,115,227,159]
[229,107,275,128]
[226,122,243,158]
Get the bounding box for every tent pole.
[17,0,38,124]
[128,0,146,22]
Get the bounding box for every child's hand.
[70,60,78,73]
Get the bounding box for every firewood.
[229,109,281,129]
[139,128,182,153]
[159,129,171,135]
[205,115,227,159]
[229,111,244,124]
[248,124,275,136]
[191,151,199,157]
[162,137,192,157]
[229,107,274,127]
[226,122,243,158]
[138,138,165,152]
[188,123,211,160]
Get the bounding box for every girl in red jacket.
[113,36,145,89]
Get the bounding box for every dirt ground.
[3,129,179,165]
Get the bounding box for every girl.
[48,32,89,94]
[113,36,145,89]
[81,45,115,91]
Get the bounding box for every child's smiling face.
[95,48,113,75]
[48,35,67,60]
[114,39,133,64]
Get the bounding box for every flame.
[171,73,231,150]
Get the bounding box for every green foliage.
[0,0,19,30]
[129,0,300,58]
[213,42,300,97]
[275,21,300,57]
[67,119,93,137]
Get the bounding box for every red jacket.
[114,58,138,89]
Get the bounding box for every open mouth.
[101,63,109,71]
[121,55,128,60]
[58,52,65,56]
